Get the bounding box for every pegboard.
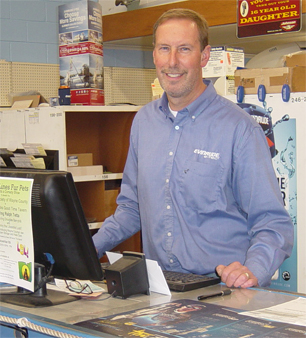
[0,61,156,106]
[104,67,156,106]
[11,62,59,102]
[0,60,12,106]
[0,61,59,106]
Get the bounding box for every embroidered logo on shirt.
[194,149,220,160]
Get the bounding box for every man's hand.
[216,262,258,288]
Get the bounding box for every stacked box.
[234,66,306,94]
[203,46,244,95]
[58,1,104,105]
[67,153,93,167]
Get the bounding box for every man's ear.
[153,48,156,66]
[201,45,211,67]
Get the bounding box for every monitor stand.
[0,288,77,307]
[0,263,78,308]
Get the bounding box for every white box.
[67,165,103,177]
[208,75,235,96]
[203,46,244,78]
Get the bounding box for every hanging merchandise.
[282,84,291,102]
[236,83,245,103]
[257,84,266,102]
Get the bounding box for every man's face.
[153,18,210,104]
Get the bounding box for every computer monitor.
[0,168,103,307]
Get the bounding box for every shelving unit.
[63,105,142,255]
[0,105,142,255]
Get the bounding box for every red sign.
[59,42,103,57]
[237,0,301,38]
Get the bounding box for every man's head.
[153,8,209,52]
[152,8,211,110]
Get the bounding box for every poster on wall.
[226,92,306,292]
[237,0,301,38]
[0,177,34,292]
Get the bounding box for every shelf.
[103,0,306,56]
[103,0,236,42]
[72,174,104,182]
[62,105,141,113]
[102,173,123,180]
[72,173,123,182]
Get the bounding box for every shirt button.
[192,115,195,120]
[169,259,173,263]
[167,232,171,237]
[175,125,179,130]
[166,205,171,209]
[169,151,173,156]
[166,179,169,183]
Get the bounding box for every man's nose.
[168,49,178,67]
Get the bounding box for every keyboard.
[163,270,220,292]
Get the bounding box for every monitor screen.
[0,168,103,307]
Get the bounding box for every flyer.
[0,177,34,291]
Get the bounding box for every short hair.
[153,8,209,51]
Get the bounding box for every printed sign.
[0,177,34,291]
[237,0,301,38]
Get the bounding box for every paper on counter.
[106,251,171,296]
[146,258,171,296]
[241,297,306,327]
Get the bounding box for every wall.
[0,0,155,68]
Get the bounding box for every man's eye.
[179,47,190,52]
[160,46,169,52]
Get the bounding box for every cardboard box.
[235,66,306,94]
[58,1,104,105]
[203,46,244,78]
[67,153,93,167]
[67,165,103,177]
[59,88,71,105]
[285,52,306,67]
[11,95,47,108]
[70,88,104,105]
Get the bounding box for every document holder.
[104,251,150,299]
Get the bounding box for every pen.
[197,289,232,300]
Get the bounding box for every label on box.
[58,1,102,34]
[70,88,104,105]
[68,155,78,167]
[203,46,244,78]
[59,41,103,58]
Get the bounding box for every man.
[93,9,293,288]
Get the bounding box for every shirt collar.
[158,79,218,120]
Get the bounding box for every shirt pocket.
[179,159,223,214]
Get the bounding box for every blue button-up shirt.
[93,80,293,286]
